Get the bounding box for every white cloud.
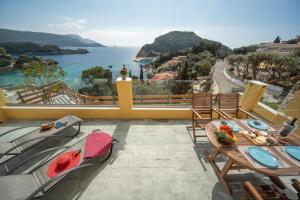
[46,19,279,48]
[48,18,87,30]
[81,28,181,47]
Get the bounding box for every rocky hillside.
[0,28,105,47]
[136,31,231,58]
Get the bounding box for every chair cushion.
[84,131,112,159]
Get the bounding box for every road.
[212,60,242,93]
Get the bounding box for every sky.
[0,0,299,48]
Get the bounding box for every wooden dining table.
[205,118,300,193]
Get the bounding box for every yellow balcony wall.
[0,78,298,134]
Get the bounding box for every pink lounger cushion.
[84,131,112,159]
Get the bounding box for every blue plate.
[285,146,300,161]
[247,146,279,168]
[221,120,240,132]
[247,119,268,131]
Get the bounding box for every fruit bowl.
[214,130,237,144]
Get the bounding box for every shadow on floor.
[0,126,82,175]
[42,122,130,200]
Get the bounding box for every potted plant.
[120,65,127,80]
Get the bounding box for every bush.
[0,57,11,67]
[230,87,244,93]
[263,101,279,110]
[132,83,172,95]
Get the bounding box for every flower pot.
[121,74,126,80]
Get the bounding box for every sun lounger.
[0,115,83,165]
[0,130,115,200]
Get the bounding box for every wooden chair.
[191,93,227,142]
[291,179,300,199]
[216,93,258,120]
[243,181,288,200]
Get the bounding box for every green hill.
[136,31,231,58]
[0,28,105,47]
[0,42,89,55]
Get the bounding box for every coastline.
[0,63,15,73]
[0,46,143,89]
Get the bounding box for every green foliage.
[286,35,300,44]
[273,36,281,43]
[227,54,246,77]
[79,66,115,96]
[201,79,213,92]
[129,69,132,77]
[137,31,231,59]
[293,49,300,57]
[139,65,144,83]
[263,101,279,110]
[229,67,234,72]
[0,58,11,67]
[177,51,215,80]
[0,28,103,47]
[191,40,231,58]
[0,57,11,67]
[226,51,300,88]
[132,82,172,95]
[78,84,117,96]
[20,58,65,86]
[230,87,244,93]
[233,45,258,54]
[0,42,88,55]
[154,50,186,65]
[171,81,192,94]
[81,66,112,85]
[195,59,211,76]
[0,47,12,67]
[0,47,6,54]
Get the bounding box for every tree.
[247,51,267,79]
[227,54,245,78]
[195,59,211,76]
[293,49,300,57]
[233,45,258,54]
[139,65,144,83]
[21,58,65,86]
[177,60,189,80]
[0,47,7,55]
[81,66,112,84]
[80,66,115,96]
[273,36,281,43]
[286,35,300,44]
[129,69,132,78]
[21,58,65,103]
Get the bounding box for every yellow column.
[116,77,133,113]
[240,80,268,111]
[282,90,300,135]
[0,89,8,122]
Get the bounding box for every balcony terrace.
[0,78,299,200]
[1,119,298,200]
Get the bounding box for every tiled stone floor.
[0,119,298,200]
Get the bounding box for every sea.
[0,46,145,90]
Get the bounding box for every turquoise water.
[0,47,143,89]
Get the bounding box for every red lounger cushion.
[84,131,112,159]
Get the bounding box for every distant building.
[150,73,174,83]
